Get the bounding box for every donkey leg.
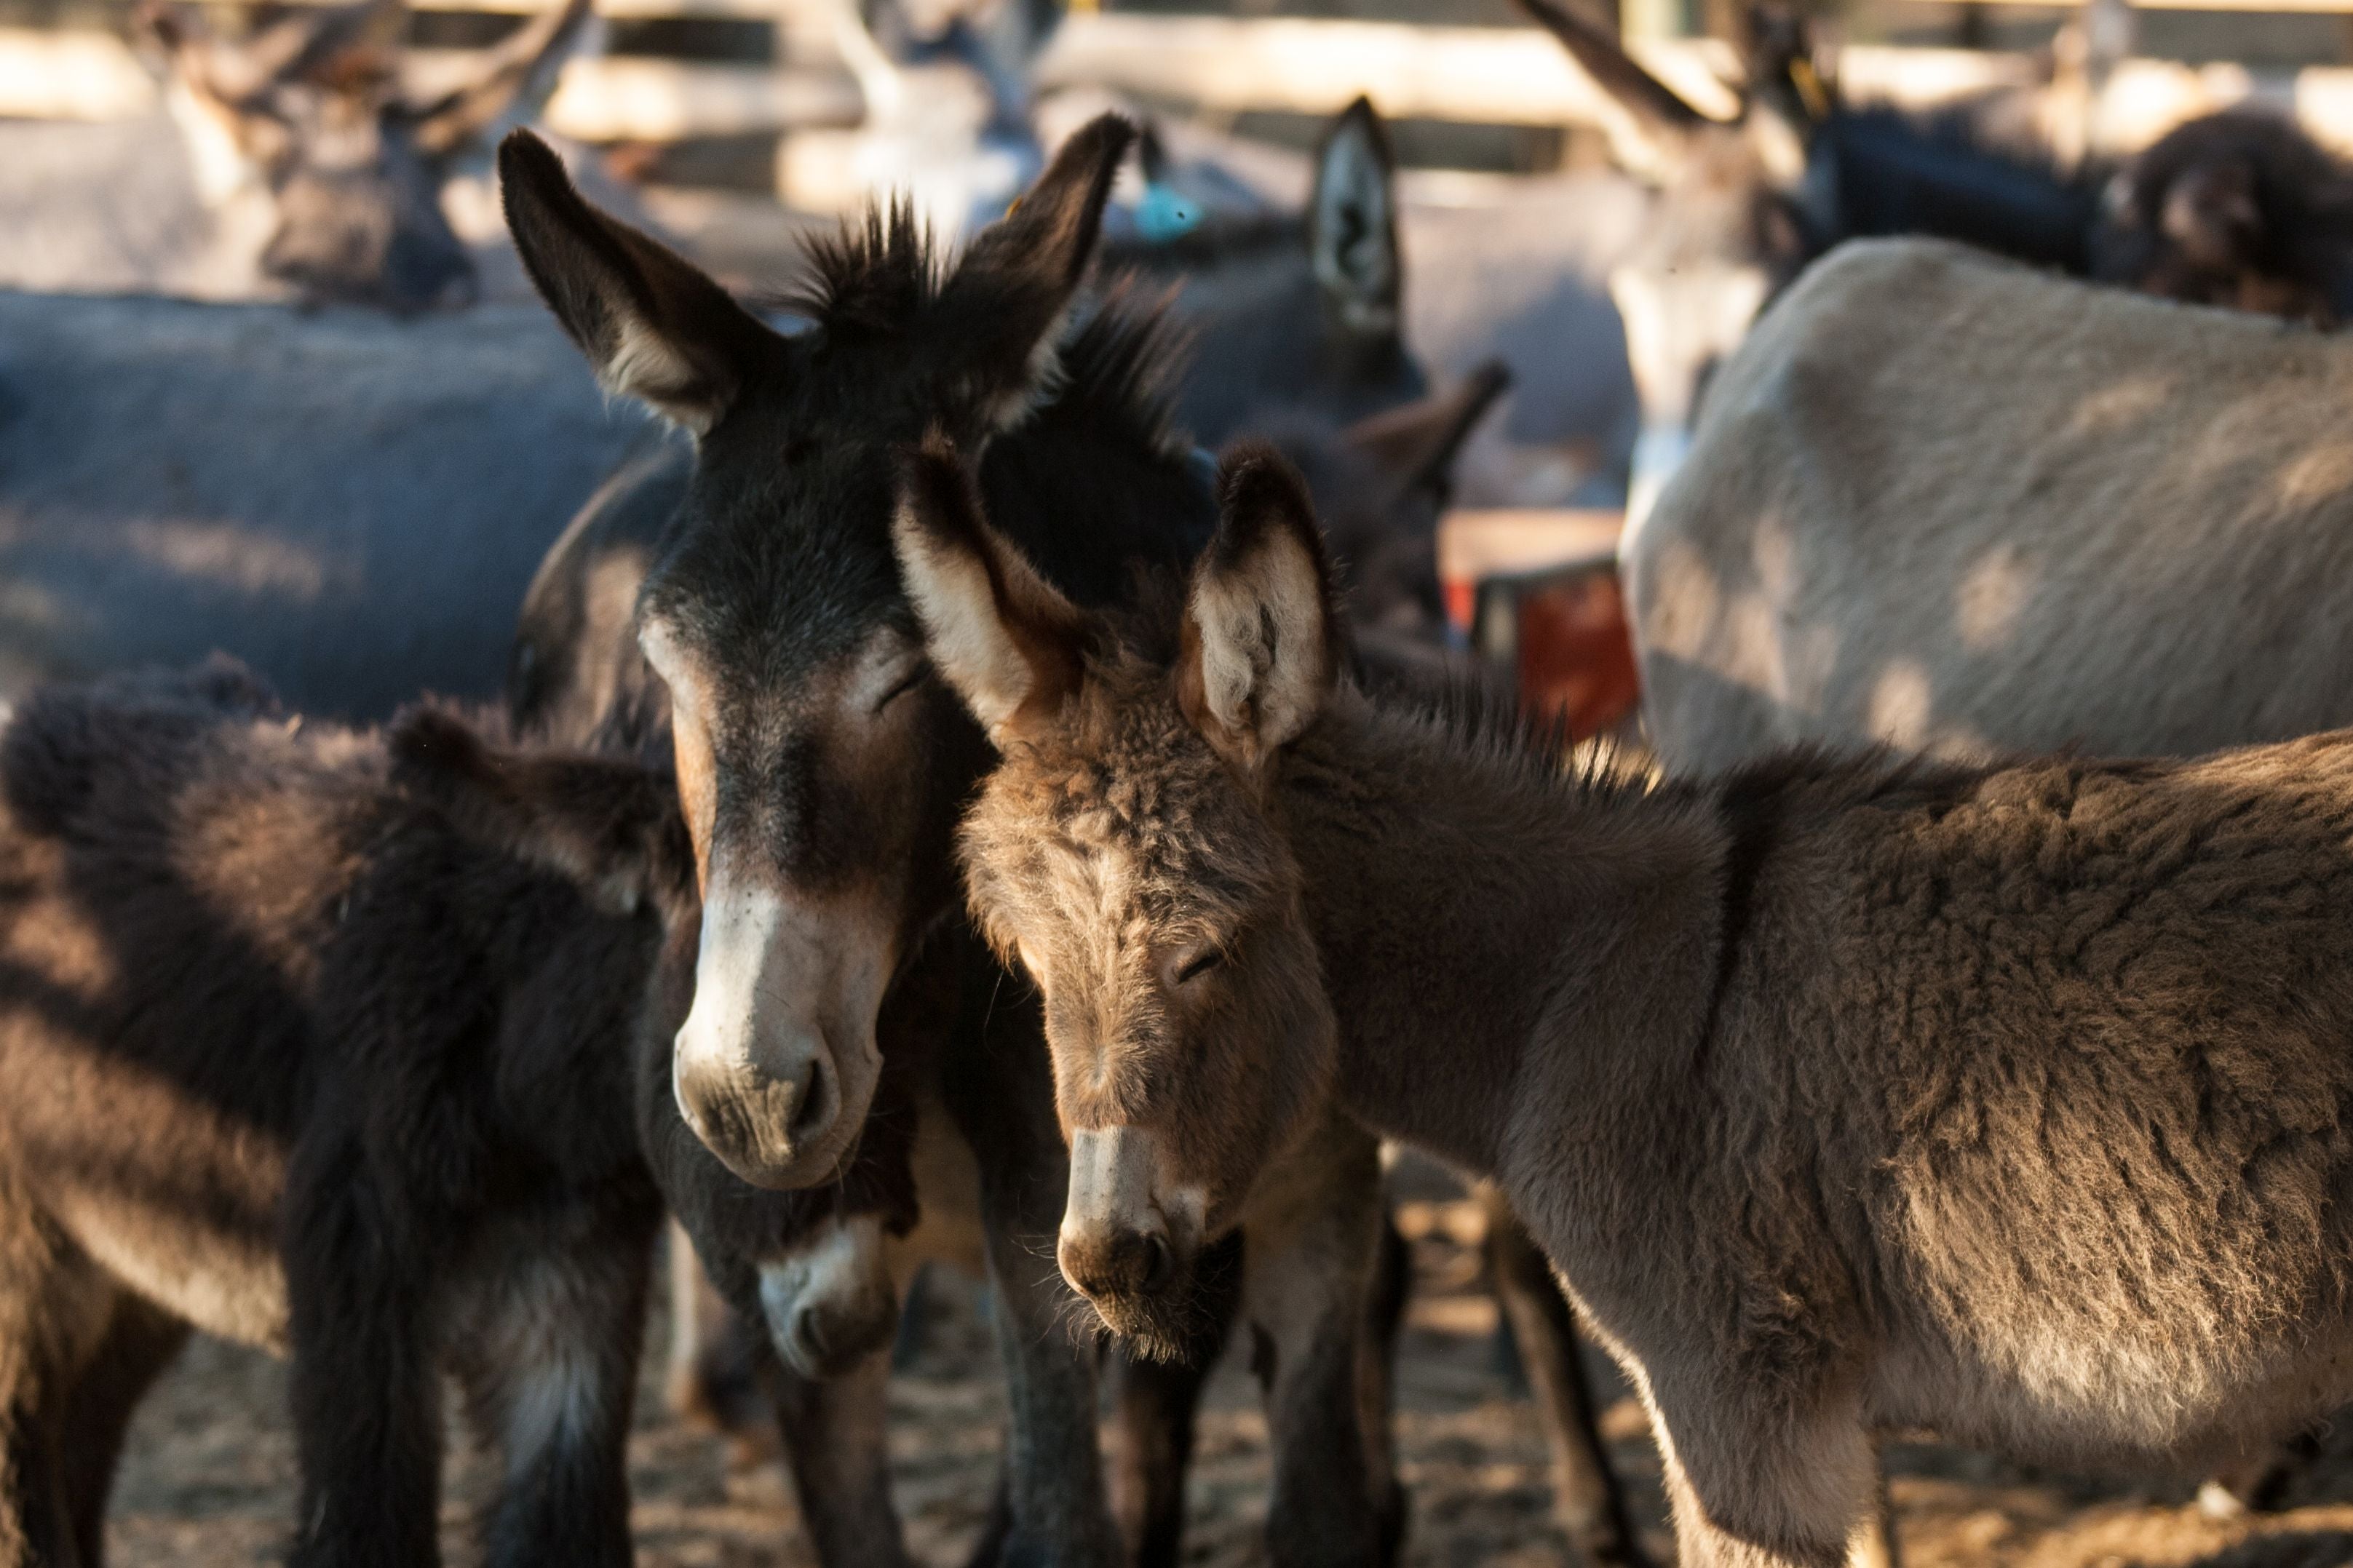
[453,1219,648,1568]
[1842,1456,1897,1568]
[944,976,1120,1568]
[1103,1230,1242,1568]
[663,1219,769,1437]
[762,1343,914,1568]
[1241,1117,1389,1568]
[59,1294,190,1568]
[1480,1186,1648,1566]
[1357,1206,1410,1564]
[283,1155,444,1568]
[0,1193,128,1568]
[1641,1372,1872,1568]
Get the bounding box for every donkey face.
[894,440,1339,1355]
[501,119,1136,1190]
[1515,0,1813,514]
[143,0,587,310]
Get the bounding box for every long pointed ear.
[1342,360,1509,512]
[1180,445,1341,775]
[408,0,592,159]
[499,129,777,434]
[1516,0,1710,175]
[1309,97,1402,340]
[936,114,1135,432]
[389,707,695,921]
[891,431,1090,745]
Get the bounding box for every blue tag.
[1135,180,1203,244]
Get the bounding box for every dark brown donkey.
[0,660,916,1568]
[499,118,1409,1563]
[905,440,2353,1567]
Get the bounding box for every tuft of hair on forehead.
[1178,443,1344,776]
[782,199,943,336]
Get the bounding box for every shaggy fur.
[0,661,913,1568]
[927,446,2353,1568]
[1632,236,2353,776]
[504,116,1431,1567]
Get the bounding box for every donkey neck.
[1276,689,1728,1180]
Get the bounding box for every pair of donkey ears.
[497,115,1135,437]
[892,437,1343,777]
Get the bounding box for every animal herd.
[10,1,2353,1566]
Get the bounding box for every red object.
[1513,568,1640,741]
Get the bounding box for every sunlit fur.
[952,447,2353,1567]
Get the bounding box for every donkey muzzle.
[758,1216,898,1379]
[671,879,879,1189]
[1057,1125,1201,1325]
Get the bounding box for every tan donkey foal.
[892,437,2353,1568]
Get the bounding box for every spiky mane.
[779,199,945,333]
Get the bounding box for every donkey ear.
[499,130,777,435]
[1515,0,1711,176]
[936,114,1135,431]
[1309,97,1402,340]
[1180,445,1341,774]
[1342,360,1509,512]
[389,706,695,920]
[891,431,1090,745]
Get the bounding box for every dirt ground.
[106,1188,2353,1568]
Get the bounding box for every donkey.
[0,658,926,1567]
[2090,109,2353,325]
[504,343,1657,1567]
[500,116,1413,1564]
[1107,98,1424,444]
[902,439,2353,1568]
[1517,0,2347,519]
[1630,234,2353,776]
[128,0,588,309]
[0,288,656,719]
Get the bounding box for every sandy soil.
[105,1192,2353,1568]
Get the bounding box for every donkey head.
[2092,111,2353,325]
[140,0,587,310]
[501,117,1138,1190]
[894,439,1339,1354]
[394,706,915,1378]
[1517,0,1818,513]
[387,704,697,927]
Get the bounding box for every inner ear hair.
[1180,444,1342,773]
[498,129,772,434]
[892,431,1091,742]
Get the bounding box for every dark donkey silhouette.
[0,658,921,1568]
[500,116,1417,1564]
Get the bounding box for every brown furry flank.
[935,454,2353,1568]
[0,661,913,1568]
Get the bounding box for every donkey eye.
[873,668,928,714]
[1173,947,1224,985]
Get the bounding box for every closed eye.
[873,667,928,714]
[1175,948,1224,984]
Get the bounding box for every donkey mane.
[778,199,943,335]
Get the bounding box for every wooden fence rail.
[7,9,2353,153]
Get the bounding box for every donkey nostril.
[790,1054,831,1140]
[1139,1232,1174,1293]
